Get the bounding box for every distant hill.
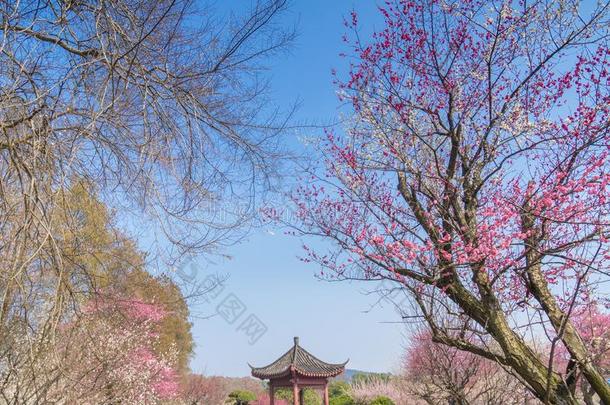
[333,369,391,383]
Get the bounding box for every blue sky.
[187,1,407,377]
[184,0,610,378]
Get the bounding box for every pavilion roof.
[250,337,348,379]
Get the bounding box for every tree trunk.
[521,222,610,404]
[443,283,579,404]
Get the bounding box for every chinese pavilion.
[250,337,348,405]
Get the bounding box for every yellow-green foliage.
[56,179,193,374]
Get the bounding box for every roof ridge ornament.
[291,336,299,363]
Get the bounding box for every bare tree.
[0,0,293,401]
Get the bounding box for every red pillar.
[293,381,299,405]
[324,382,329,405]
[269,383,274,405]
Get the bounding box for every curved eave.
[249,363,291,380]
[293,359,349,378]
[251,368,292,379]
[293,366,345,378]
[250,360,349,380]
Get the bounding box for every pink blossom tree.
[573,305,610,374]
[404,329,533,404]
[180,374,227,404]
[54,292,181,403]
[292,1,610,403]
[552,303,610,404]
